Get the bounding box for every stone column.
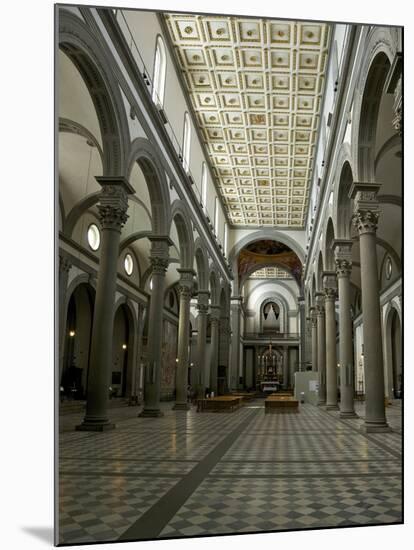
[333,240,357,418]
[196,290,210,397]
[298,296,306,371]
[139,236,172,418]
[315,293,326,406]
[310,306,318,372]
[322,272,339,410]
[350,182,389,432]
[219,315,231,392]
[77,177,134,431]
[173,269,195,411]
[282,347,289,389]
[59,254,72,382]
[209,305,220,394]
[230,296,243,391]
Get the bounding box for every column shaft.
[359,230,388,429]
[77,177,133,431]
[324,290,338,410]
[59,255,71,383]
[283,347,289,389]
[209,308,220,394]
[197,308,208,396]
[351,182,389,432]
[310,308,318,372]
[334,241,357,418]
[173,269,195,411]
[316,302,326,405]
[139,237,171,418]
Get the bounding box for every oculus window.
[87,223,100,251]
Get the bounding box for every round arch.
[352,28,396,182]
[228,229,305,266]
[170,200,195,269]
[59,10,129,177]
[194,238,209,291]
[383,301,402,399]
[322,217,336,271]
[209,268,220,306]
[112,298,138,398]
[126,137,171,235]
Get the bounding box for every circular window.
[386,256,392,280]
[124,253,134,276]
[87,224,100,251]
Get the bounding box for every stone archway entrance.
[61,283,95,399]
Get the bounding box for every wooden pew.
[196,395,243,413]
[265,395,299,414]
[231,392,255,403]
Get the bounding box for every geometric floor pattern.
[57,399,402,545]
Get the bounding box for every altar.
[260,380,281,394]
[256,339,284,392]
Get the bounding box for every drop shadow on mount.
[21,526,54,544]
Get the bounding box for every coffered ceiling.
[163,14,331,228]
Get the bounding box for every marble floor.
[57,399,402,545]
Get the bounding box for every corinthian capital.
[95,176,134,232]
[59,254,72,274]
[197,290,210,314]
[333,239,352,277]
[352,210,379,235]
[335,258,352,278]
[177,268,196,294]
[349,182,381,236]
[210,305,221,323]
[148,235,172,275]
[322,271,337,301]
[150,256,169,275]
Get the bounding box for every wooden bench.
[231,392,255,403]
[196,396,243,413]
[265,395,299,414]
[270,391,293,398]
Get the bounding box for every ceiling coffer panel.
[164,14,331,228]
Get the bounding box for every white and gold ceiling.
[164,14,330,228]
[250,267,292,279]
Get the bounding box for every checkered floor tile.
[58,399,402,544]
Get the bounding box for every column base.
[317,401,326,407]
[340,410,359,418]
[76,421,115,432]
[138,409,164,418]
[172,402,191,411]
[361,421,391,433]
[326,404,339,411]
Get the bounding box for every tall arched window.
[201,162,207,208]
[224,222,228,256]
[182,112,191,172]
[152,36,166,107]
[214,196,219,234]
